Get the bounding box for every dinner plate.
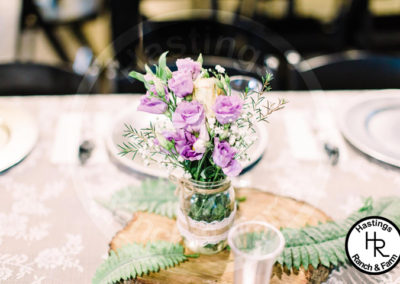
[340,95,400,167]
[0,107,38,172]
[106,98,268,178]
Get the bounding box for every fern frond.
[105,179,178,219]
[92,241,186,284]
[279,196,400,271]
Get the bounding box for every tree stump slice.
[110,187,331,284]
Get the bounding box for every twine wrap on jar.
[170,175,236,254]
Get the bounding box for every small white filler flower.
[215,65,225,73]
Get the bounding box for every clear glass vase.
[175,178,236,255]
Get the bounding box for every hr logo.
[346,216,400,275]
[366,231,389,258]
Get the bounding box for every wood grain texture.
[110,188,331,284]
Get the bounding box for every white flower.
[155,118,174,132]
[229,136,236,145]
[193,139,207,153]
[207,117,216,127]
[244,135,256,144]
[193,78,220,117]
[178,156,184,162]
[230,124,238,133]
[173,167,185,178]
[215,65,225,73]
[184,172,192,179]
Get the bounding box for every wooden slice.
[110,188,331,284]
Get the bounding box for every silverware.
[324,142,340,166]
[79,140,95,165]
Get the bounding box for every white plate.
[340,95,400,168]
[106,98,268,178]
[0,107,38,172]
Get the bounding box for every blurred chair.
[0,63,95,95]
[346,0,400,51]
[110,0,286,92]
[288,51,400,90]
[19,0,103,62]
[251,0,351,54]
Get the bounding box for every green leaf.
[279,197,400,271]
[159,51,168,70]
[197,53,203,65]
[283,248,293,269]
[306,245,319,269]
[292,247,301,269]
[129,71,146,83]
[102,179,178,219]
[157,51,170,81]
[92,241,187,284]
[299,246,309,269]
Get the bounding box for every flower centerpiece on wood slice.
[119,52,287,254]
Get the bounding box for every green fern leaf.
[92,241,186,284]
[292,247,301,269]
[280,197,400,271]
[299,245,309,269]
[105,179,178,219]
[283,248,293,269]
[306,245,319,268]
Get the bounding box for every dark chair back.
[291,52,400,90]
[0,63,93,95]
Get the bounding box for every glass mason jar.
[175,178,236,255]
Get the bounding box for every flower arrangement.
[119,52,286,254]
[119,52,286,181]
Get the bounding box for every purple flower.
[222,159,242,176]
[172,101,205,132]
[213,95,243,124]
[212,138,242,176]
[137,96,167,114]
[168,71,193,98]
[137,86,169,114]
[212,138,236,168]
[176,58,201,79]
[174,129,203,161]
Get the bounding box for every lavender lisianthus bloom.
[168,71,193,98]
[213,95,243,124]
[212,138,236,168]
[172,101,205,132]
[222,159,242,176]
[176,58,201,79]
[137,96,167,114]
[212,138,242,176]
[174,129,203,161]
[137,86,169,114]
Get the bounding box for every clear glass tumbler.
[228,221,285,284]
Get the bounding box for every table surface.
[1,90,400,283]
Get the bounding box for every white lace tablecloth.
[1,91,400,283]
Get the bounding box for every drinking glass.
[230,76,263,95]
[228,221,285,284]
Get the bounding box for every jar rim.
[187,177,230,190]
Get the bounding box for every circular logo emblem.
[346,216,400,275]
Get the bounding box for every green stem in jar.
[213,167,221,181]
[195,149,208,180]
